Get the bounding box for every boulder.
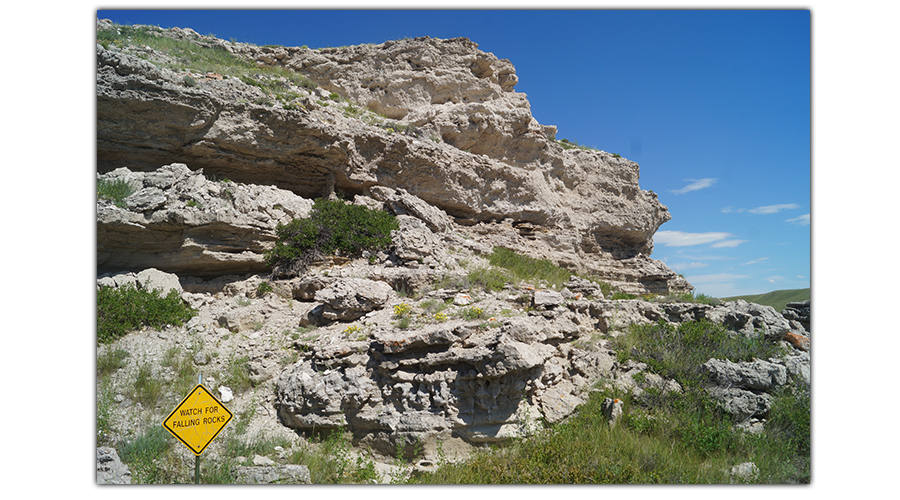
[314,278,394,321]
[701,358,788,392]
[96,447,132,484]
[231,464,311,484]
[601,397,624,426]
[136,268,183,295]
[784,331,810,351]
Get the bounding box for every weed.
[160,346,199,397]
[97,178,136,206]
[467,266,512,292]
[393,303,412,318]
[97,348,130,377]
[487,247,572,290]
[221,355,253,393]
[132,363,163,407]
[97,385,116,445]
[459,306,485,321]
[257,281,274,296]
[118,425,175,483]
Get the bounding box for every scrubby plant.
[97,348,130,377]
[467,266,512,292]
[117,425,176,483]
[132,363,163,407]
[266,198,399,277]
[393,303,412,318]
[459,306,485,321]
[97,178,136,206]
[97,283,196,344]
[612,319,785,388]
[256,281,274,296]
[222,355,253,393]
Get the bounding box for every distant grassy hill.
[721,288,810,312]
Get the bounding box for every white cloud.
[688,273,750,284]
[786,213,810,225]
[654,230,732,247]
[668,262,710,271]
[710,239,747,248]
[670,178,717,195]
[741,257,769,266]
[748,203,800,215]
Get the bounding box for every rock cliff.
[96,20,690,294]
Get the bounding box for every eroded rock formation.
[96,22,690,294]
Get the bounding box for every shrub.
[97,178,136,206]
[460,307,485,321]
[256,281,274,296]
[266,198,399,277]
[97,283,196,344]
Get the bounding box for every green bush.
[97,283,196,344]
[97,178,136,206]
[266,198,399,277]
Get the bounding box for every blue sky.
[96,8,810,298]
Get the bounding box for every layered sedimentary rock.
[96,24,690,294]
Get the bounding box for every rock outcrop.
[96,21,690,294]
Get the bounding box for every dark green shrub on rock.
[97,283,196,344]
[266,198,399,277]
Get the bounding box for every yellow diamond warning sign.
[163,384,233,455]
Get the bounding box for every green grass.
[408,319,808,484]
[486,247,572,289]
[97,22,317,95]
[611,320,786,387]
[721,288,810,312]
[97,348,130,377]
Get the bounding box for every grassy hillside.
[722,288,810,312]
